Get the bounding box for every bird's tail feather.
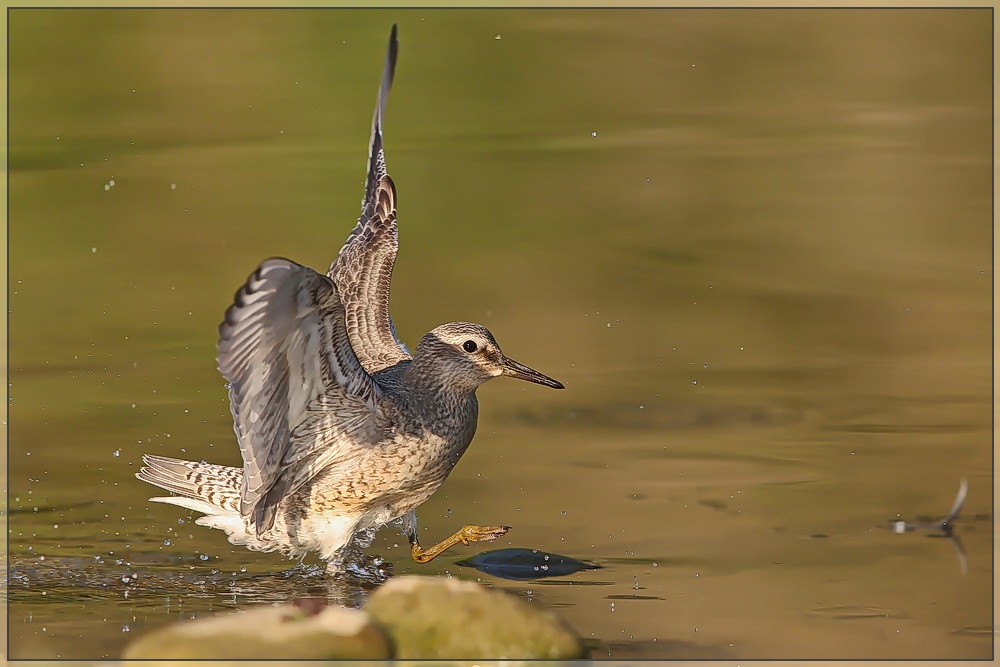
[136,454,242,514]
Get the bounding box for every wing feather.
[329,24,411,373]
[217,258,383,534]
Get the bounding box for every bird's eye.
[462,340,478,353]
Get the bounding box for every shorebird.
[136,25,563,572]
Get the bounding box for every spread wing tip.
[381,25,398,117]
[367,25,398,182]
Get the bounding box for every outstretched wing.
[218,258,384,535]
[329,24,411,374]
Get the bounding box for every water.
[6,9,993,660]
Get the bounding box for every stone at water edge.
[121,600,392,660]
[363,575,585,659]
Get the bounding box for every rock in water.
[456,547,601,580]
[121,601,392,660]
[363,575,584,659]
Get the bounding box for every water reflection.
[8,554,383,612]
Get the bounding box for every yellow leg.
[410,524,510,564]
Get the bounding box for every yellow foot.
[457,524,510,545]
[410,524,512,564]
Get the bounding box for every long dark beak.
[501,356,564,389]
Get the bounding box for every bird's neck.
[402,354,479,407]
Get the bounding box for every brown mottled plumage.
[135,25,563,572]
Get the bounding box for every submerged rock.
[121,598,392,660]
[456,548,601,580]
[363,574,585,659]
